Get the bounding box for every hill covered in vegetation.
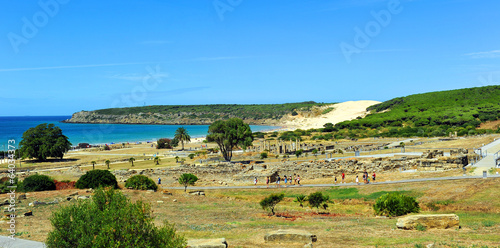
[64,102,331,125]
[330,85,500,138]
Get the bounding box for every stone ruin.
[105,149,473,185]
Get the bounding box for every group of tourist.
[256,174,302,188]
[334,172,376,185]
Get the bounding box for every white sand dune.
[283,100,381,130]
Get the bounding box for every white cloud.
[465,50,500,59]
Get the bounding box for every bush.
[178,173,198,192]
[21,175,56,192]
[125,175,158,191]
[46,188,186,248]
[373,192,420,217]
[75,170,118,189]
[260,193,284,215]
[308,192,329,210]
[260,152,268,159]
[0,177,19,193]
[157,138,173,149]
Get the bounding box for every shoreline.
[75,125,284,147]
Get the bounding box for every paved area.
[472,138,500,176]
[165,174,500,190]
[0,236,45,248]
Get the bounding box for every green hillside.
[333,85,500,137]
[94,102,328,120]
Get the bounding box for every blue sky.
[1,0,499,116]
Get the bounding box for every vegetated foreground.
[4,178,500,247]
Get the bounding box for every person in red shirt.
[341,173,345,184]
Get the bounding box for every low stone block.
[396,214,459,230]
[264,229,317,244]
[187,238,227,248]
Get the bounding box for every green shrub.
[415,223,427,231]
[125,175,158,191]
[308,192,329,209]
[260,193,284,215]
[373,192,420,217]
[178,173,198,192]
[294,194,306,207]
[0,177,20,193]
[46,188,186,248]
[260,152,268,159]
[21,175,56,192]
[75,170,118,189]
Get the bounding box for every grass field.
[2,177,499,247]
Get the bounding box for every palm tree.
[105,160,110,169]
[174,127,191,151]
[91,161,96,170]
[129,157,135,167]
[153,157,160,165]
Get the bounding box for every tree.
[174,127,191,151]
[175,156,179,163]
[129,157,135,167]
[178,173,198,192]
[295,149,303,160]
[153,157,160,165]
[260,152,268,159]
[157,138,173,149]
[312,149,318,159]
[206,118,254,162]
[46,188,186,248]
[308,192,329,210]
[105,159,110,169]
[294,194,307,208]
[259,193,284,215]
[19,123,72,161]
[91,161,96,170]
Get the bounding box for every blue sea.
[0,116,278,148]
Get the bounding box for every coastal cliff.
[63,102,336,126]
[63,110,283,125]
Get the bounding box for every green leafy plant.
[128,157,135,167]
[125,175,158,191]
[19,123,71,161]
[178,173,198,192]
[373,192,420,217]
[294,194,306,208]
[260,152,268,159]
[21,175,56,192]
[75,170,118,189]
[45,188,186,248]
[188,153,196,159]
[415,223,427,231]
[307,192,329,210]
[259,193,284,215]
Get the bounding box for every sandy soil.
[283,100,380,130]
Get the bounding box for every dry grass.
[2,178,499,247]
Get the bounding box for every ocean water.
[0,116,278,148]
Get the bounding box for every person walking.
[293,173,297,185]
[356,175,359,185]
[157,177,161,185]
[334,176,337,184]
[372,172,376,183]
[297,175,301,186]
[341,172,345,184]
[276,175,281,188]
[254,177,258,186]
[284,175,288,187]
[266,176,270,188]
[288,175,292,186]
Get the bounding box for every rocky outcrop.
[187,238,228,248]
[396,214,460,230]
[63,110,282,126]
[264,229,317,244]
